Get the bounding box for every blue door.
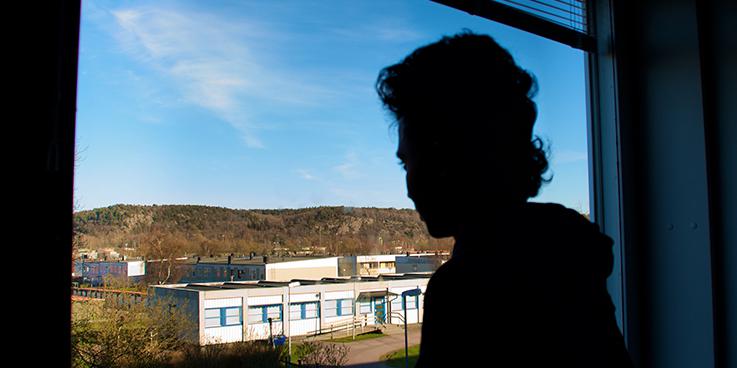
[372,296,386,323]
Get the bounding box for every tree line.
[74,204,454,260]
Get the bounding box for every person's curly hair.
[376,31,550,200]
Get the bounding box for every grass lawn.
[331,329,385,343]
[382,344,420,368]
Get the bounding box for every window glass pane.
[248,307,264,324]
[205,317,221,328]
[205,309,220,319]
[266,305,282,320]
[76,0,591,346]
[340,299,353,316]
[225,307,240,317]
[406,296,418,310]
[305,303,319,319]
[225,315,241,325]
[290,304,302,320]
[324,300,338,317]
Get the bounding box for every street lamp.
[401,288,422,368]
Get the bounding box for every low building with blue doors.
[149,273,430,345]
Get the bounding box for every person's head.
[376,31,550,238]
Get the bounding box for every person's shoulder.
[523,202,612,268]
[428,257,458,282]
[523,202,589,223]
[521,202,599,238]
[424,256,466,294]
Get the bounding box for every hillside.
[74,204,453,257]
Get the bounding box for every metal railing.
[323,315,370,340]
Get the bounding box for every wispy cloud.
[333,151,363,179]
[330,19,424,43]
[109,5,332,148]
[552,150,588,165]
[296,169,316,181]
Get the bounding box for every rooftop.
[180,255,337,266]
[167,273,432,291]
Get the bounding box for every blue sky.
[75,0,589,212]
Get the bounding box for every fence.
[322,315,371,340]
[71,287,147,305]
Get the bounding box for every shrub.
[71,297,195,368]
[176,341,283,368]
[293,341,350,367]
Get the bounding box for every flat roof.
[166,273,430,291]
[181,255,336,266]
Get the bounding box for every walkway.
[342,324,422,368]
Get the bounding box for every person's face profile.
[397,124,458,239]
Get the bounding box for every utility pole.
[268,317,274,349]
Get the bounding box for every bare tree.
[140,230,187,285]
[71,296,195,368]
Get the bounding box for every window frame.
[324,298,354,317]
[204,306,243,329]
[289,301,320,320]
[54,0,637,365]
[247,304,283,325]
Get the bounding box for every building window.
[359,300,372,314]
[404,295,418,310]
[204,307,242,328]
[391,295,418,311]
[290,302,320,320]
[248,304,283,324]
[324,299,353,317]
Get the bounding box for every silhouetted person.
[376,32,633,367]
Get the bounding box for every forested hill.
[74,204,453,257]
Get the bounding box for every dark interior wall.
[704,1,737,367]
[610,0,728,367]
[31,0,80,365]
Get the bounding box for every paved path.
[342,325,422,368]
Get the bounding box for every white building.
[339,253,450,276]
[150,273,430,345]
[338,255,400,276]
